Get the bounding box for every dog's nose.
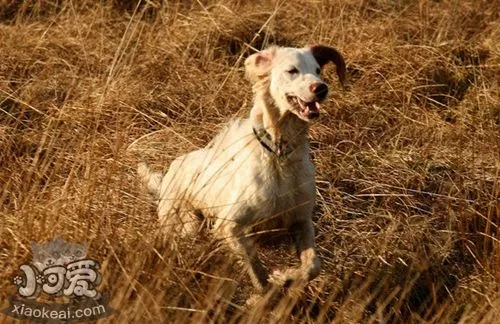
[309,83,328,100]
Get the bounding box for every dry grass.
[0,0,498,322]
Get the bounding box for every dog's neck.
[250,86,309,157]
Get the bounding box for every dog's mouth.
[287,96,320,120]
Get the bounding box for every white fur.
[138,45,346,291]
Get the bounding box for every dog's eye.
[316,67,321,74]
[287,67,299,75]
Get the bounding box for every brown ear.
[310,45,346,88]
[245,47,276,82]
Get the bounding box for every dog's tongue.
[297,99,321,118]
[306,101,320,113]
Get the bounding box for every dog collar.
[252,127,294,158]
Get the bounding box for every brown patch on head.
[310,45,347,88]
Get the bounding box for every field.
[0,0,498,322]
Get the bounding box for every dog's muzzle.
[310,82,328,102]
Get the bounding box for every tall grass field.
[0,0,498,322]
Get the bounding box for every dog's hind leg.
[155,151,210,238]
[138,162,163,200]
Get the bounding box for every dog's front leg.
[224,225,269,292]
[270,218,320,286]
[291,219,321,280]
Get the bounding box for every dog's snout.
[309,83,328,100]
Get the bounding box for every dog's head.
[245,45,346,122]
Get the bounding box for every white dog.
[138,45,346,291]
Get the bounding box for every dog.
[138,44,346,291]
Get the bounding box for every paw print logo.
[12,275,24,287]
[36,274,45,285]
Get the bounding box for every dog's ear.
[245,48,276,82]
[310,45,346,88]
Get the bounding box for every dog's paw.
[268,269,295,287]
[245,293,263,307]
[268,268,311,290]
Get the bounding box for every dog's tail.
[137,161,162,199]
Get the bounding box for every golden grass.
[0,0,498,322]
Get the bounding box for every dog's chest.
[250,159,303,219]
